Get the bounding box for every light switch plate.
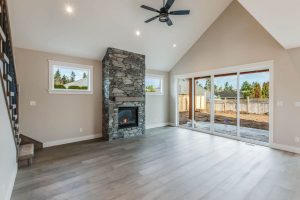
[30,101,37,106]
[295,102,300,107]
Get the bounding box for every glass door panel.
[194,77,211,132]
[178,78,193,128]
[239,70,270,143]
[213,73,238,136]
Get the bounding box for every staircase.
[0,0,34,167]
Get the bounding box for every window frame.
[145,74,164,95]
[48,60,94,94]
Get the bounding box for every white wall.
[0,66,17,200]
[145,69,170,129]
[170,1,300,151]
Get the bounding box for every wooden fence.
[178,95,269,114]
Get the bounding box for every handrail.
[0,0,20,151]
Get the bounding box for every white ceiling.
[238,0,300,49]
[8,0,233,71]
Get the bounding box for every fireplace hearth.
[118,107,138,129]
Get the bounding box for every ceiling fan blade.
[165,0,175,10]
[141,5,160,13]
[145,15,160,23]
[166,17,173,26]
[169,10,190,15]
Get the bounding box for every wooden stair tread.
[18,144,34,160]
[0,26,6,42]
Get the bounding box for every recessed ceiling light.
[173,44,177,48]
[65,5,74,14]
[135,30,141,36]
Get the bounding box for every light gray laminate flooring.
[12,127,300,200]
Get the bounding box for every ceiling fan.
[141,0,190,26]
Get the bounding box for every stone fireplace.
[102,48,145,140]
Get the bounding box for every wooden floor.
[12,127,300,200]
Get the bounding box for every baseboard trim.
[43,134,102,148]
[271,143,300,154]
[5,163,17,200]
[146,122,170,129]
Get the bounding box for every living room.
[1,0,300,200]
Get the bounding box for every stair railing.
[0,0,20,151]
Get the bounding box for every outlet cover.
[295,137,300,143]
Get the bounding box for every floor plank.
[12,127,300,200]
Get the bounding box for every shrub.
[68,86,81,90]
[54,84,66,89]
[68,86,88,90]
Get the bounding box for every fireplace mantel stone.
[102,48,145,140]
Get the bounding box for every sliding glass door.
[194,77,211,132]
[239,70,270,143]
[177,67,270,145]
[213,73,238,137]
[178,78,193,128]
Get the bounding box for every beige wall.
[0,68,17,200]
[170,1,300,149]
[14,48,171,145]
[14,48,102,144]
[145,69,170,128]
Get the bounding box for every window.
[145,75,163,95]
[49,60,93,94]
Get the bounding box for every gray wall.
[145,69,170,128]
[170,1,300,148]
[0,67,17,200]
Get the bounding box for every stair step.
[0,52,9,64]
[12,114,18,121]
[0,26,6,42]
[7,91,14,97]
[4,74,12,82]
[18,144,34,167]
[10,104,16,109]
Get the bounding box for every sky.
[214,72,269,89]
[53,66,88,81]
[146,77,161,88]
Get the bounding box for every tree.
[54,69,62,85]
[70,71,76,82]
[61,75,68,84]
[251,82,262,98]
[224,82,230,91]
[146,85,156,92]
[83,72,87,79]
[204,79,211,90]
[261,82,269,99]
[241,81,252,98]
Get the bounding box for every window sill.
[48,89,93,95]
[146,92,164,96]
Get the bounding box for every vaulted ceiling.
[7,0,300,71]
[8,0,232,71]
[238,0,300,49]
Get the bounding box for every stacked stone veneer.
[102,48,145,140]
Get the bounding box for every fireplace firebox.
[118,107,139,129]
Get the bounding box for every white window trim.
[48,60,94,95]
[145,74,164,95]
